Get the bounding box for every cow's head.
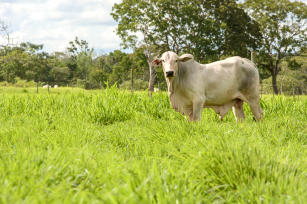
[152,51,193,79]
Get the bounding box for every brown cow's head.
[152,51,192,79]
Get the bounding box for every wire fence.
[260,83,307,96]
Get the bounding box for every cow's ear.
[179,54,193,62]
[152,58,162,66]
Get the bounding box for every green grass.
[0,87,306,203]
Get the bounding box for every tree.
[90,55,112,88]
[111,0,261,94]
[262,49,307,95]
[0,20,12,47]
[107,50,131,85]
[243,0,307,94]
[88,68,105,89]
[112,0,261,58]
[0,48,29,83]
[130,47,150,81]
[48,53,70,85]
[111,0,158,94]
[67,37,94,81]
[20,42,51,92]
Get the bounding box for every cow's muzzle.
[166,71,174,77]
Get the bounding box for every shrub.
[14,77,37,88]
[120,79,148,90]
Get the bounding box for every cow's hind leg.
[232,99,245,122]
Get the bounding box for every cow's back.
[202,57,259,105]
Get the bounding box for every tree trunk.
[36,81,39,93]
[272,73,278,95]
[271,56,281,95]
[143,46,156,97]
[148,63,156,97]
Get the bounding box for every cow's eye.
[175,60,178,62]
[162,59,165,62]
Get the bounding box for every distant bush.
[0,81,12,86]
[0,78,37,87]
[85,80,101,90]
[15,77,37,88]
[73,79,86,88]
[120,79,148,90]
[262,75,306,95]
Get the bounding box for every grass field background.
[0,87,306,203]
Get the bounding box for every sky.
[0,0,123,54]
[1,0,307,54]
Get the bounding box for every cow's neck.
[166,63,196,111]
[172,62,191,91]
[167,62,191,98]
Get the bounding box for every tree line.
[0,38,168,91]
[0,0,306,94]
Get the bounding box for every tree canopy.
[112,0,262,61]
[243,0,307,94]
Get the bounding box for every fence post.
[251,51,256,63]
[131,68,134,92]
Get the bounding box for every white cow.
[152,51,262,121]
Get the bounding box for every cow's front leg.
[192,99,204,121]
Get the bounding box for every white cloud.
[0,0,122,53]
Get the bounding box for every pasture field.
[0,87,306,203]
